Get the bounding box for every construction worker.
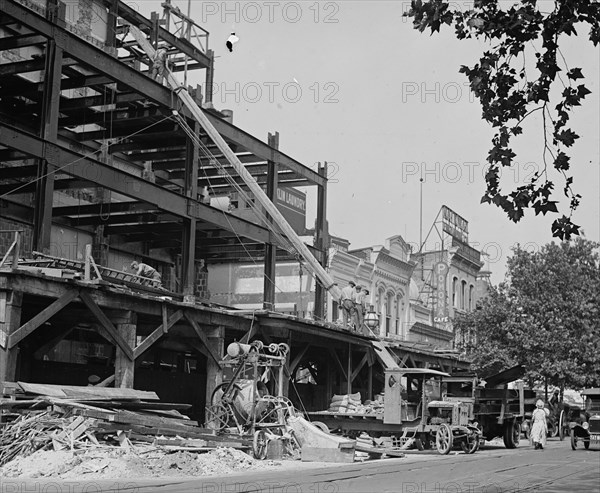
[150,47,168,83]
[340,280,357,331]
[354,284,366,333]
[131,261,162,287]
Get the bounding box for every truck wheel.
[435,424,453,455]
[559,410,566,441]
[570,429,578,450]
[503,420,520,449]
[460,434,479,454]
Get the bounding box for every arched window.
[469,285,475,311]
[452,277,458,307]
[386,292,394,335]
[461,280,467,310]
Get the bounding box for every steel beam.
[0,0,324,187]
[0,33,45,51]
[0,123,276,245]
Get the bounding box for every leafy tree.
[406,0,600,240]
[456,237,600,388]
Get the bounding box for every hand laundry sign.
[276,187,306,234]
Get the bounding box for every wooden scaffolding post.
[0,291,23,382]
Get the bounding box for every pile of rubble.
[0,381,252,472]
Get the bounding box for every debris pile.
[1,446,280,480]
[0,381,251,469]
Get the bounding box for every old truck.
[442,366,536,448]
[308,368,482,455]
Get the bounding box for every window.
[386,293,394,335]
[469,285,475,311]
[452,277,458,307]
[461,280,467,310]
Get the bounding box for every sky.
[135,0,600,284]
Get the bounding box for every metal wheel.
[503,420,520,449]
[460,433,479,454]
[559,410,566,441]
[253,429,269,460]
[205,404,231,431]
[570,429,578,450]
[435,424,453,455]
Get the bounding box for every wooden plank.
[17,382,159,400]
[301,446,355,463]
[111,409,198,428]
[7,289,79,349]
[133,310,183,360]
[328,348,347,380]
[79,291,134,360]
[371,341,400,370]
[289,344,311,374]
[183,312,222,367]
[351,353,369,383]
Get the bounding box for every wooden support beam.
[205,326,224,409]
[398,353,410,367]
[351,353,369,383]
[183,312,222,367]
[133,309,183,360]
[289,344,311,374]
[0,291,22,382]
[79,291,133,361]
[328,348,347,381]
[114,311,137,388]
[347,343,352,394]
[8,289,79,349]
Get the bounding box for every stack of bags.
[327,392,362,413]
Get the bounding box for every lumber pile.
[0,381,250,467]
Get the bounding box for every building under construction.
[0,0,468,421]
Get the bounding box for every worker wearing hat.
[530,399,548,450]
[339,280,357,331]
[131,260,162,287]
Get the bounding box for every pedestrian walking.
[339,280,357,331]
[530,399,548,450]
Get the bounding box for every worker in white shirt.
[131,261,162,287]
[354,284,366,333]
[340,280,357,330]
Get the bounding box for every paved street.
[2,438,598,493]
